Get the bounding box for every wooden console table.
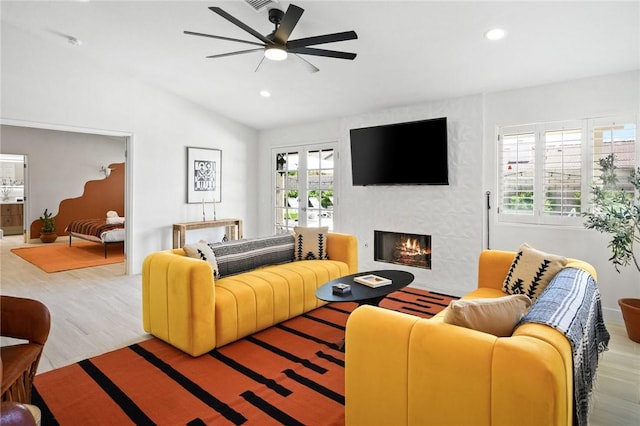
[172,218,243,249]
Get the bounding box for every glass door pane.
[306,149,334,228]
[274,151,299,232]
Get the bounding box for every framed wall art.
[186,147,222,204]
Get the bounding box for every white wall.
[1,21,259,274]
[483,71,640,323]
[259,96,485,298]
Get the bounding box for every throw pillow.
[443,294,532,337]
[183,240,220,279]
[502,243,567,302]
[293,226,329,261]
[208,234,295,278]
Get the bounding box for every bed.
[65,218,125,258]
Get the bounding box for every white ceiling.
[2,0,639,130]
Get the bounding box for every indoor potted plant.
[583,153,640,343]
[39,208,57,243]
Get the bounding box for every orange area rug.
[32,288,456,425]
[11,241,124,272]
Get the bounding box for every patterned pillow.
[443,294,532,337]
[208,234,294,277]
[502,243,567,302]
[293,226,329,261]
[183,240,220,279]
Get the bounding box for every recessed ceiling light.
[260,90,271,98]
[485,28,506,41]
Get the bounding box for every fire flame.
[401,237,429,256]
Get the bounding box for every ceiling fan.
[185,3,358,72]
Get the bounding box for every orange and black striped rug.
[33,287,457,425]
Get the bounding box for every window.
[498,116,637,225]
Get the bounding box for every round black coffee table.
[315,269,415,306]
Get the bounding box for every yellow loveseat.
[345,249,597,426]
[142,232,358,357]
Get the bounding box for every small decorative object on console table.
[354,273,392,288]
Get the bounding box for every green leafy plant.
[583,153,640,272]
[40,208,56,233]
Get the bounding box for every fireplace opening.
[374,230,431,269]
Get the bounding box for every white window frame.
[497,115,638,227]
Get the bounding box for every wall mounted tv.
[349,117,449,186]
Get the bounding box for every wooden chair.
[1,296,51,404]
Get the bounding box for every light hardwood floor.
[1,234,149,373]
[1,234,638,424]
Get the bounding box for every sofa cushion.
[502,243,567,303]
[443,294,532,336]
[294,226,329,261]
[208,234,294,278]
[183,241,220,278]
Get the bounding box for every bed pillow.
[183,240,220,279]
[502,243,567,303]
[106,210,125,224]
[293,226,329,261]
[208,234,294,278]
[443,294,532,337]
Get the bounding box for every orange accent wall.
[30,163,125,237]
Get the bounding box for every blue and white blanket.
[518,267,610,426]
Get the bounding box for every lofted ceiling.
[1,0,638,130]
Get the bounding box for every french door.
[273,144,337,233]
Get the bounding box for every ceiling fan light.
[264,47,287,61]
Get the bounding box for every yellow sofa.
[142,232,358,356]
[345,249,597,426]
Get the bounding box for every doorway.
[0,121,133,274]
[0,153,26,239]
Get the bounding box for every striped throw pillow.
[208,234,294,278]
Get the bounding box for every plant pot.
[618,298,640,344]
[39,232,57,244]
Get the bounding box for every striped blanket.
[66,218,124,238]
[518,267,610,426]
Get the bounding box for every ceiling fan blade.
[206,48,264,59]
[184,31,264,47]
[273,4,304,45]
[286,31,358,49]
[292,54,320,73]
[288,47,357,60]
[208,7,274,45]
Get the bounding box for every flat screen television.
[349,117,449,186]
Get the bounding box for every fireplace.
[374,230,431,269]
